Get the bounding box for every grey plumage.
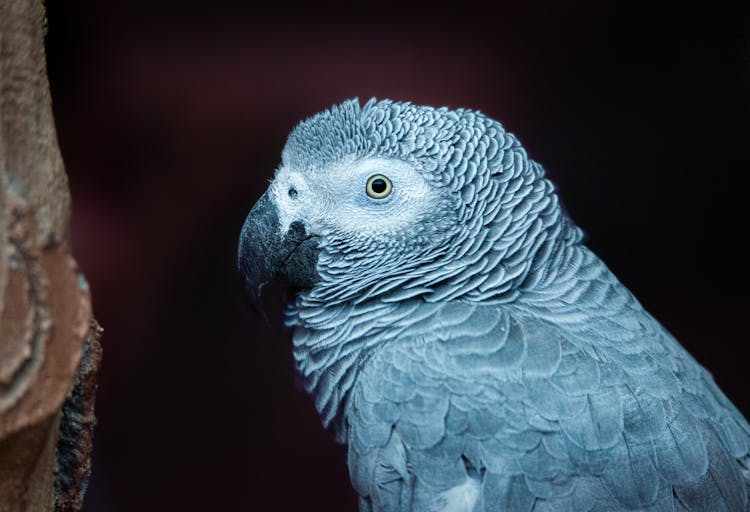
[239,98,750,511]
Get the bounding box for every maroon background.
[43,2,749,510]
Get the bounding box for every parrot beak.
[237,191,320,316]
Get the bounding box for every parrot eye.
[366,175,392,199]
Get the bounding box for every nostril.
[288,187,298,199]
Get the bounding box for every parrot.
[237,98,750,511]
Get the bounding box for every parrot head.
[238,98,573,310]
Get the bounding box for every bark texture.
[1,1,98,510]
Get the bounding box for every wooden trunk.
[0,1,99,510]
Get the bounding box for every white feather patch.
[433,477,481,512]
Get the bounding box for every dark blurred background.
[43,1,749,510]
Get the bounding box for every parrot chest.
[290,287,750,511]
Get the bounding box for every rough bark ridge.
[0,1,99,510]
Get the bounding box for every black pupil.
[371,178,387,194]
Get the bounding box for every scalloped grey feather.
[244,98,750,511]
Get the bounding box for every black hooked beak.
[237,191,320,315]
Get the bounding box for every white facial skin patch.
[271,157,438,241]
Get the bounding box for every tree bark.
[0,1,99,510]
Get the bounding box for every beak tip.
[251,289,270,325]
[241,273,271,324]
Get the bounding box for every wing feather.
[346,300,750,511]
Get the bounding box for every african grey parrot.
[238,99,750,511]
